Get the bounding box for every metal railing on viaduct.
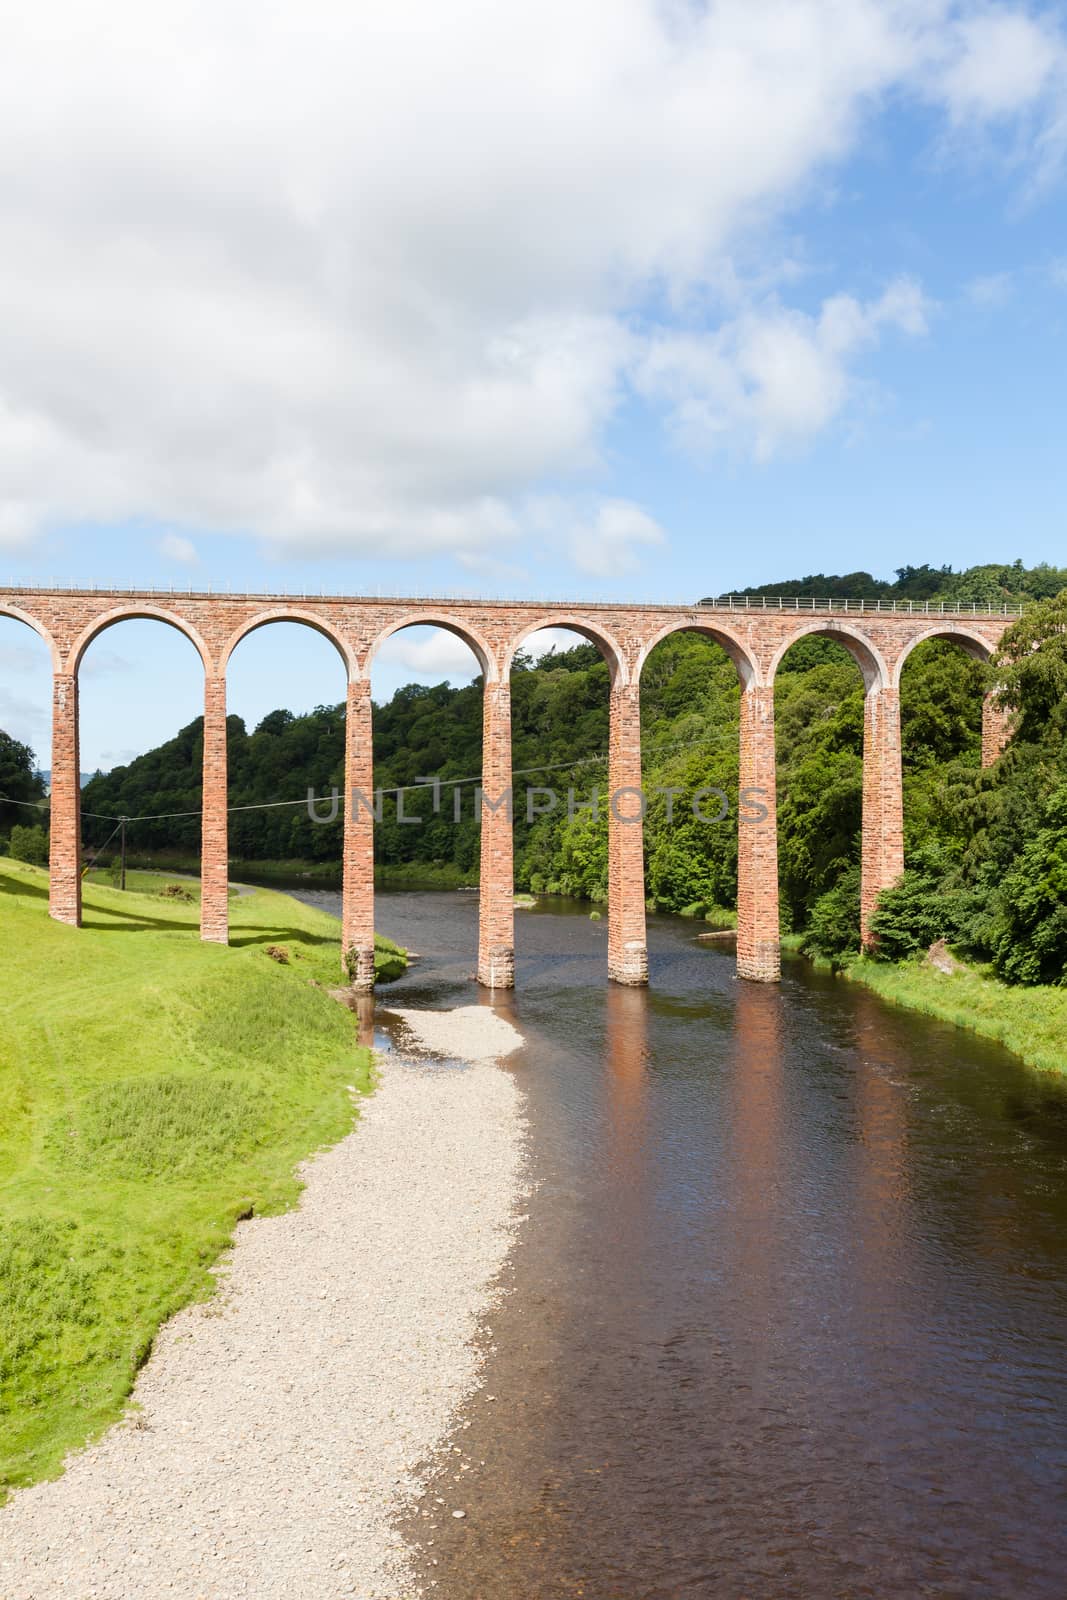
[0,586,1015,988]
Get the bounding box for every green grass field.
[846,955,1067,1078]
[0,858,403,1498]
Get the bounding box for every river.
[295,887,1067,1599]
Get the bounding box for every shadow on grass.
[228,929,337,951]
[0,869,50,902]
[2,867,339,953]
[81,906,338,952]
[81,906,201,933]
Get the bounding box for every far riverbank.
[841,953,1067,1078]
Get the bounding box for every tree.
[0,730,47,842]
[992,589,1067,747]
[867,850,972,961]
[989,785,1067,986]
[800,865,861,966]
[9,823,49,865]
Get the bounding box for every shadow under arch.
[0,604,61,674]
[70,604,213,677]
[890,623,994,688]
[634,619,759,690]
[767,620,889,693]
[504,614,627,686]
[220,607,355,677]
[363,613,495,682]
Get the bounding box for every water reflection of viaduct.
[2,588,1014,989]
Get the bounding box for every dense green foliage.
[718,558,1067,606]
[0,730,46,846]
[864,592,1067,982]
[8,823,49,866]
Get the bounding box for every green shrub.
[9,825,48,867]
[990,784,1067,986]
[801,865,861,966]
[867,854,973,961]
[703,906,738,929]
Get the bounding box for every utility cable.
[0,725,737,828]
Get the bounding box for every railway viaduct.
[0,587,1016,988]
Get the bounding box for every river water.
[297,888,1067,1599]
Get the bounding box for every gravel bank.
[0,1011,526,1600]
[389,1004,524,1067]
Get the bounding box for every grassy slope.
[845,956,1067,1078]
[113,852,480,889]
[0,859,399,1498]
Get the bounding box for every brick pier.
[1,590,1014,987]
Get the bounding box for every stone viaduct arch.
[70,604,214,677]
[0,586,1016,990]
[0,604,61,672]
[509,615,636,982]
[893,625,1007,770]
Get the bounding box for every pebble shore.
[0,1006,526,1599]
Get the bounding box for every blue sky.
[1,2,1066,770]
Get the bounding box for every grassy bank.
[844,955,1067,1078]
[375,861,477,889]
[99,852,480,891]
[0,858,404,1499]
[108,852,344,885]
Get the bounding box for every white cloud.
[97,748,140,772]
[521,628,603,662]
[0,686,50,761]
[372,627,485,682]
[939,10,1062,121]
[158,533,199,565]
[80,648,134,678]
[636,279,930,459]
[0,640,48,674]
[966,270,1015,306]
[0,625,52,754]
[0,2,1061,570]
[524,498,666,579]
[572,502,665,579]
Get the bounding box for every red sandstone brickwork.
[477,679,515,988]
[736,685,780,982]
[200,677,229,944]
[607,682,649,984]
[860,687,905,945]
[48,673,81,927]
[0,587,1014,987]
[343,678,376,990]
[981,691,1012,767]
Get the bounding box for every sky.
[1,0,1066,771]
